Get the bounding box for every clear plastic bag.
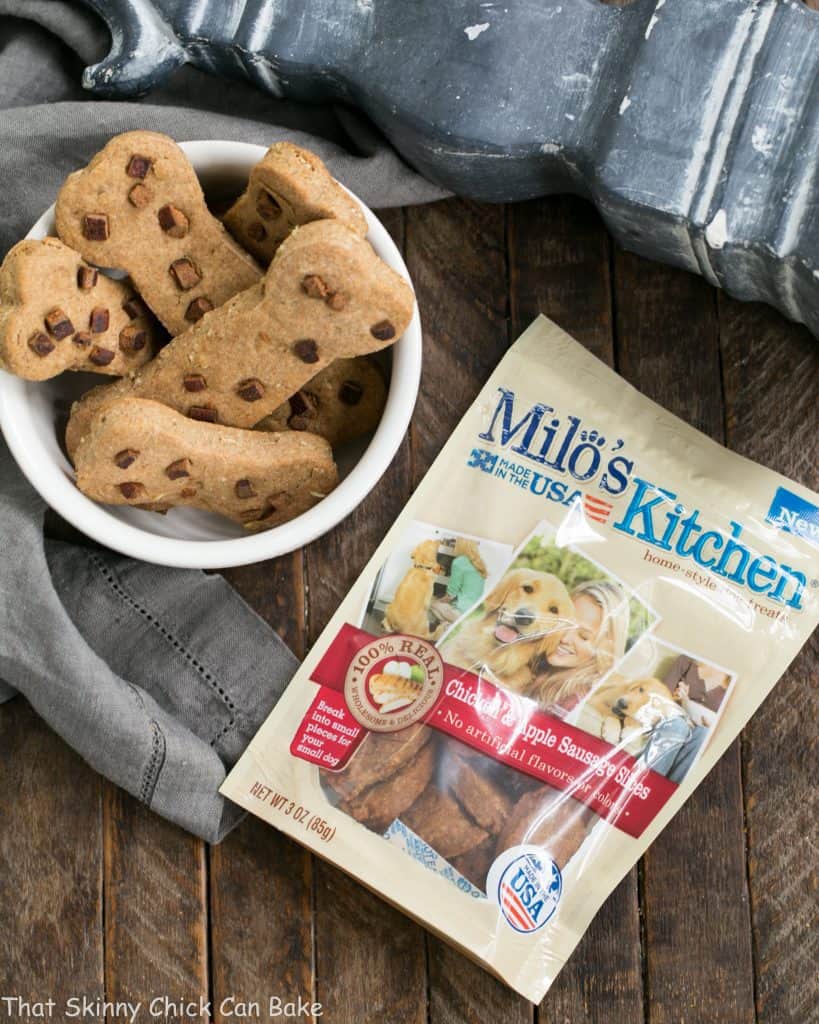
[223,317,819,1002]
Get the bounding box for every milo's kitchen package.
[222,316,819,1002]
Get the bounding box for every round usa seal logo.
[487,845,562,934]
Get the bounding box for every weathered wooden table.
[1,195,816,1024]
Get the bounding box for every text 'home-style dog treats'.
[222,316,819,1003]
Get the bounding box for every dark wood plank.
[508,194,614,362]
[0,699,104,1010]
[212,545,314,1022]
[614,253,756,1024]
[313,865,428,1024]
[404,197,532,1024]
[718,295,819,1024]
[221,551,305,654]
[406,198,511,480]
[508,194,644,1024]
[718,298,818,486]
[613,256,723,436]
[104,786,209,1016]
[303,207,428,1024]
[426,941,528,1024]
[210,818,315,1024]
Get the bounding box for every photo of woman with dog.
[429,538,489,625]
[528,579,631,718]
[360,522,512,640]
[573,639,736,784]
[438,525,655,713]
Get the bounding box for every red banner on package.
[290,624,679,838]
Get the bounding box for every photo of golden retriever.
[441,568,575,693]
[382,540,444,639]
[585,675,682,744]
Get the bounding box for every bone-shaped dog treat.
[0,238,158,381]
[255,356,386,447]
[55,130,261,335]
[222,141,367,265]
[74,397,338,530]
[65,219,414,458]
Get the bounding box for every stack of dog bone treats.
[0,132,414,530]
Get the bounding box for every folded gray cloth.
[1,450,298,840]
[0,3,443,842]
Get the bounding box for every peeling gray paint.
[78,0,819,338]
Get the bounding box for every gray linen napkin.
[0,3,443,842]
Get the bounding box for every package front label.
[294,623,678,837]
[222,317,819,1003]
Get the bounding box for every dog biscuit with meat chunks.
[73,397,338,530]
[55,131,261,335]
[0,238,157,380]
[65,219,413,459]
[256,357,387,447]
[222,141,367,265]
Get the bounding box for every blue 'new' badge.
[765,487,819,549]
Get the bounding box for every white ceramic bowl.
[0,141,421,569]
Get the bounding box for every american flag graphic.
[493,852,562,933]
[583,492,614,524]
[500,880,539,932]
